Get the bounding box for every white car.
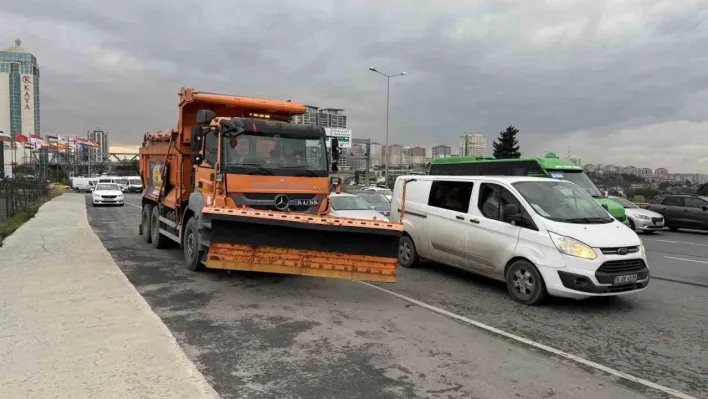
[92,183,125,207]
[329,192,389,221]
[361,186,392,201]
[390,175,649,305]
[608,196,664,233]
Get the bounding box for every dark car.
[349,191,391,218]
[646,194,708,231]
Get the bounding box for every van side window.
[428,181,473,213]
[478,183,523,223]
[204,132,218,165]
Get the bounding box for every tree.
[492,125,521,159]
[698,183,708,196]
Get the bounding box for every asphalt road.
[640,230,708,287]
[85,194,707,399]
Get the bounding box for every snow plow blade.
[201,207,403,283]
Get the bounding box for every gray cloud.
[2,0,707,171]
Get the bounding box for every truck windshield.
[513,181,614,224]
[221,133,327,176]
[547,170,603,198]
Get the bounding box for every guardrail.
[0,178,49,222]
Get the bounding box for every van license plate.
[613,274,638,285]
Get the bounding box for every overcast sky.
[2,0,707,172]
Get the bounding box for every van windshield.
[513,181,614,224]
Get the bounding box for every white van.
[71,177,94,192]
[390,175,649,305]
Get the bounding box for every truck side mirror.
[331,137,340,161]
[190,127,202,152]
[196,109,216,126]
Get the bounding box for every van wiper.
[239,163,274,176]
[281,165,319,177]
[565,217,612,224]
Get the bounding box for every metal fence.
[0,178,49,222]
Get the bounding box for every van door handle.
[469,219,480,224]
[455,215,465,220]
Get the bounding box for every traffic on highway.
[83,189,708,399]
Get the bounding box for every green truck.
[429,152,629,225]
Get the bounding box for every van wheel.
[506,260,547,305]
[398,235,419,268]
[183,218,204,271]
[150,206,169,249]
[141,204,154,244]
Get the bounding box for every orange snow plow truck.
[138,88,402,283]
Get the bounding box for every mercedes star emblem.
[274,194,289,211]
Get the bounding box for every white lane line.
[665,256,708,265]
[125,202,141,209]
[358,281,697,399]
[643,238,708,247]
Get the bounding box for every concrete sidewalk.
[0,194,218,398]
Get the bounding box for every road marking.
[643,238,708,247]
[664,256,708,264]
[125,203,142,209]
[358,281,697,399]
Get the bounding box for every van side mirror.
[196,109,215,126]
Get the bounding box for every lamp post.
[368,67,406,186]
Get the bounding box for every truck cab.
[191,112,335,214]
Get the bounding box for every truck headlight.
[548,232,597,260]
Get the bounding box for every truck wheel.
[141,204,154,244]
[150,206,169,249]
[183,218,204,271]
[506,260,548,306]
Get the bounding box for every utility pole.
[368,67,407,185]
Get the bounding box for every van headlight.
[548,232,597,260]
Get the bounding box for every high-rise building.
[405,146,426,165]
[432,145,451,160]
[369,142,383,167]
[88,127,109,162]
[459,134,486,157]
[291,105,347,128]
[0,38,40,138]
[385,144,404,167]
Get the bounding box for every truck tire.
[150,206,169,249]
[183,217,204,271]
[140,204,153,244]
[141,204,154,244]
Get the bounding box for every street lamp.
[368,67,407,186]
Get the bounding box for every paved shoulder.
[0,194,218,399]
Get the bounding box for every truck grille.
[600,246,640,255]
[243,193,315,200]
[597,259,646,274]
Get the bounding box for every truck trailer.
[138,88,402,282]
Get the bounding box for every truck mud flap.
[200,207,403,283]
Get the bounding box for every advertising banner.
[20,74,35,135]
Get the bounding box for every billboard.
[20,74,35,135]
[324,128,352,149]
[0,72,9,135]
